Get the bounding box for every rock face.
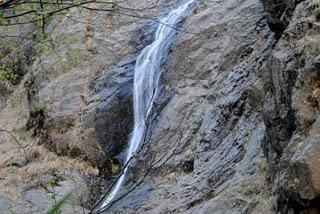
[1,0,320,213]
[80,56,135,166]
[0,1,154,212]
[260,0,304,35]
[109,0,275,212]
[260,1,320,212]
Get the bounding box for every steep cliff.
[260,0,320,212]
[0,0,319,213]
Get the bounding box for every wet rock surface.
[0,0,320,213]
[109,0,275,213]
[81,56,135,166]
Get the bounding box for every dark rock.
[259,1,320,212]
[260,0,304,36]
[81,56,135,165]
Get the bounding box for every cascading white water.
[100,0,197,209]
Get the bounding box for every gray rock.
[81,56,135,166]
[1,0,320,213]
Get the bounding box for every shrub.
[31,101,46,113]
[0,64,18,82]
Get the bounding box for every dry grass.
[0,144,99,200]
[23,146,99,176]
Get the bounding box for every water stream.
[100,0,197,209]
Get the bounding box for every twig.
[95,120,184,213]
[1,1,199,35]
[0,128,27,149]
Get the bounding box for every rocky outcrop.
[260,0,304,35]
[260,0,320,212]
[0,1,152,212]
[106,0,320,213]
[105,0,276,213]
[80,56,135,166]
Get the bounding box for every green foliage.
[111,161,120,174]
[0,39,27,83]
[1,0,62,34]
[47,178,59,187]
[47,192,71,214]
[35,12,53,28]
[0,64,18,82]
[36,19,45,28]
[0,38,16,55]
[33,42,50,55]
[44,14,53,25]
[51,192,58,201]
[0,12,4,24]
[31,101,46,113]
[8,207,16,214]
[69,48,81,63]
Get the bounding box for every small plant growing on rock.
[8,207,16,214]
[48,177,59,205]
[111,161,120,174]
[0,64,18,82]
[27,100,47,135]
[0,39,28,84]
[48,192,71,214]
[99,159,121,179]
[33,42,50,56]
[31,101,46,113]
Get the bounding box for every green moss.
[33,43,50,56]
[31,101,46,113]
[0,38,28,84]
[8,208,16,214]
[111,161,120,174]
[47,177,58,187]
[99,159,122,179]
[0,64,18,82]
[0,38,15,54]
[61,37,74,46]
[69,48,81,63]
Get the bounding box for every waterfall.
[100,0,197,209]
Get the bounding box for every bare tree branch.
[0,0,198,36]
[0,0,20,9]
[94,119,185,213]
[90,113,185,214]
[0,128,27,149]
